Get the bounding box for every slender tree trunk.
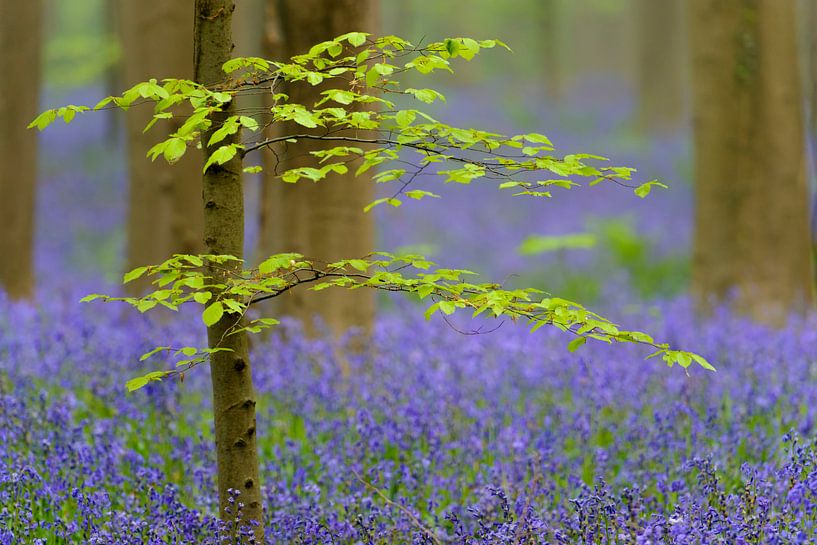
[689,0,814,325]
[635,0,686,130]
[0,0,42,299]
[121,0,204,293]
[260,0,377,340]
[194,1,264,538]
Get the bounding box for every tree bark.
[567,2,636,87]
[260,0,377,340]
[121,0,204,293]
[805,0,817,262]
[539,0,563,102]
[635,0,686,130]
[689,0,814,325]
[194,0,264,538]
[0,0,41,299]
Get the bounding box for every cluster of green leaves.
[32,31,711,391]
[30,32,663,207]
[82,251,712,390]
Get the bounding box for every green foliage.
[84,250,711,390]
[518,233,597,255]
[45,0,120,90]
[591,217,689,299]
[34,31,712,391]
[517,217,689,301]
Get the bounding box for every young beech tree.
[31,2,712,538]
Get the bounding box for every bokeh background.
[31,0,724,304]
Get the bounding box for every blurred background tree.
[689,0,814,325]
[258,0,378,340]
[0,0,42,299]
[118,0,204,294]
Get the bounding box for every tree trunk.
[689,0,814,325]
[194,0,264,538]
[539,0,563,102]
[806,0,817,261]
[567,2,636,87]
[0,0,41,299]
[260,0,377,339]
[121,0,204,293]
[635,0,686,130]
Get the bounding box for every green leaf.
[395,110,416,127]
[126,371,171,392]
[344,32,368,47]
[438,301,456,315]
[258,253,301,274]
[690,353,716,371]
[239,116,259,131]
[125,377,150,392]
[323,89,355,105]
[306,71,323,85]
[203,145,239,173]
[163,138,187,163]
[404,190,440,201]
[522,133,552,145]
[363,198,389,213]
[28,109,57,131]
[93,96,114,110]
[373,62,394,76]
[207,117,239,146]
[193,291,212,304]
[406,88,445,104]
[136,299,157,313]
[293,108,319,128]
[417,284,435,299]
[123,266,148,284]
[634,180,669,198]
[139,346,170,361]
[327,41,343,57]
[567,337,587,352]
[424,302,441,320]
[202,301,224,327]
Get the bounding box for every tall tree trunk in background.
[0,0,42,299]
[260,0,377,339]
[567,2,636,89]
[233,0,264,59]
[539,0,563,102]
[689,0,814,325]
[194,0,264,538]
[635,0,685,130]
[806,0,817,262]
[120,0,204,293]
